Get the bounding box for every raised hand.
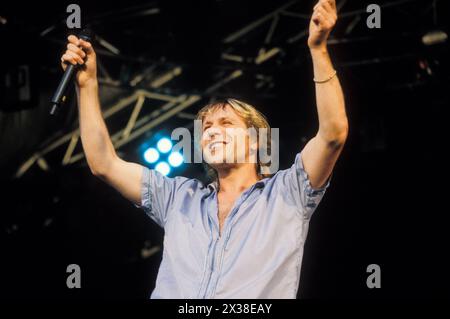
[61,35,97,88]
[308,0,337,51]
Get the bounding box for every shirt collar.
[207,177,268,193]
[207,181,218,192]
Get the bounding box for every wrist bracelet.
[313,70,337,83]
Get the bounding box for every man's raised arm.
[62,35,143,205]
[302,0,348,189]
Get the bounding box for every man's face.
[201,104,257,168]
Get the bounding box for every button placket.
[205,185,259,298]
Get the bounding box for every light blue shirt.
[137,152,330,299]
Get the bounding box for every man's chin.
[205,161,232,170]
[203,150,225,166]
[204,153,249,168]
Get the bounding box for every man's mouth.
[208,141,227,150]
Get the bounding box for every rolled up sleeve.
[277,152,331,219]
[135,167,189,228]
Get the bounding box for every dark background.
[0,0,449,299]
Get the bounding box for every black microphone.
[50,29,93,115]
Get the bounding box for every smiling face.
[196,98,273,181]
[200,104,257,170]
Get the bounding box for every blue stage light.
[168,151,184,167]
[143,147,160,164]
[155,162,171,176]
[157,137,173,153]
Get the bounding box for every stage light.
[157,137,173,154]
[143,147,159,164]
[155,162,171,176]
[168,151,184,167]
[422,30,448,46]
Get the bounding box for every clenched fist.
[61,35,97,88]
[308,0,337,51]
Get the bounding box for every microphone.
[50,29,93,115]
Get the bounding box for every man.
[61,0,347,298]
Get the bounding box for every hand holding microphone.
[50,30,97,114]
[61,34,97,87]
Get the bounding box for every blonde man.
[61,0,347,298]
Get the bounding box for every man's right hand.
[61,35,97,88]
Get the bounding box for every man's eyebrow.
[203,116,233,126]
[217,116,233,122]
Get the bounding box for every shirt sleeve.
[276,151,331,219]
[135,166,189,228]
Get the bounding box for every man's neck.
[217,164,260,193]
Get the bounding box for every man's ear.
[249,140,258,153]
[248,127,259,152]
[248,137,259,167]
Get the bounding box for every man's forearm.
[310,48,348,146]
[77,82,116,176]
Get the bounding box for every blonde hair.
[195,98,273,183]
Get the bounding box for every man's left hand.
[308,0,337,51]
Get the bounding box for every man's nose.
[205,127,223,140]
